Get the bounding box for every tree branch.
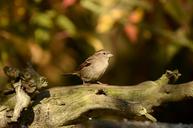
[30,73,193,127]
[1,70,193,127]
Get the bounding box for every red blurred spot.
[124,23,138,44]
[62,0,76,8]
[124,9,143,44]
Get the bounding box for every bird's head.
[95,49,113,58]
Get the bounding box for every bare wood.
[1,70,193,127]
[30,74,193,127]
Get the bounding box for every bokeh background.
[1,0,193,86]
[1,0,193,124]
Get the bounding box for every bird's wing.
[78,57,94,70]
[78,60,91,70]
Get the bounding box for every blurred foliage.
[0,0,193,87]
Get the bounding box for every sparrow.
[67,50,113,84]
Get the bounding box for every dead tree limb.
[28,71,193,127]
[1,69,193,127]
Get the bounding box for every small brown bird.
[67,50,113,84]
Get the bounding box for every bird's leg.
[82,80,86,85]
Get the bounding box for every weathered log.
[28,71,193,127]
[1,70,193,127]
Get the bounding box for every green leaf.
[31,11,56,29]
[35,28,50,43]
[56,15,76,35]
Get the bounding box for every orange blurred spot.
[96,9,124,33]
[124,8,144,43]
[124,24,138,43]
[28,43,51,66]
[129,8,144,24]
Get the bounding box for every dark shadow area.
[61,75,83,86]
[86,120,121,128]
[19,106,34,127]
[8,122,21,128]
[32,90,50,106]
[153,98,193,124]
[166,48,193,84]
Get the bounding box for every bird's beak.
[108,53,113,57]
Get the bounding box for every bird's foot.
[97,81,108,85]
[97,81,103,84]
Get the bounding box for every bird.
[65,49,113,84]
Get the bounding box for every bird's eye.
[103,52,106,55]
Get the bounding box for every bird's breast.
[80,59,108,81]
